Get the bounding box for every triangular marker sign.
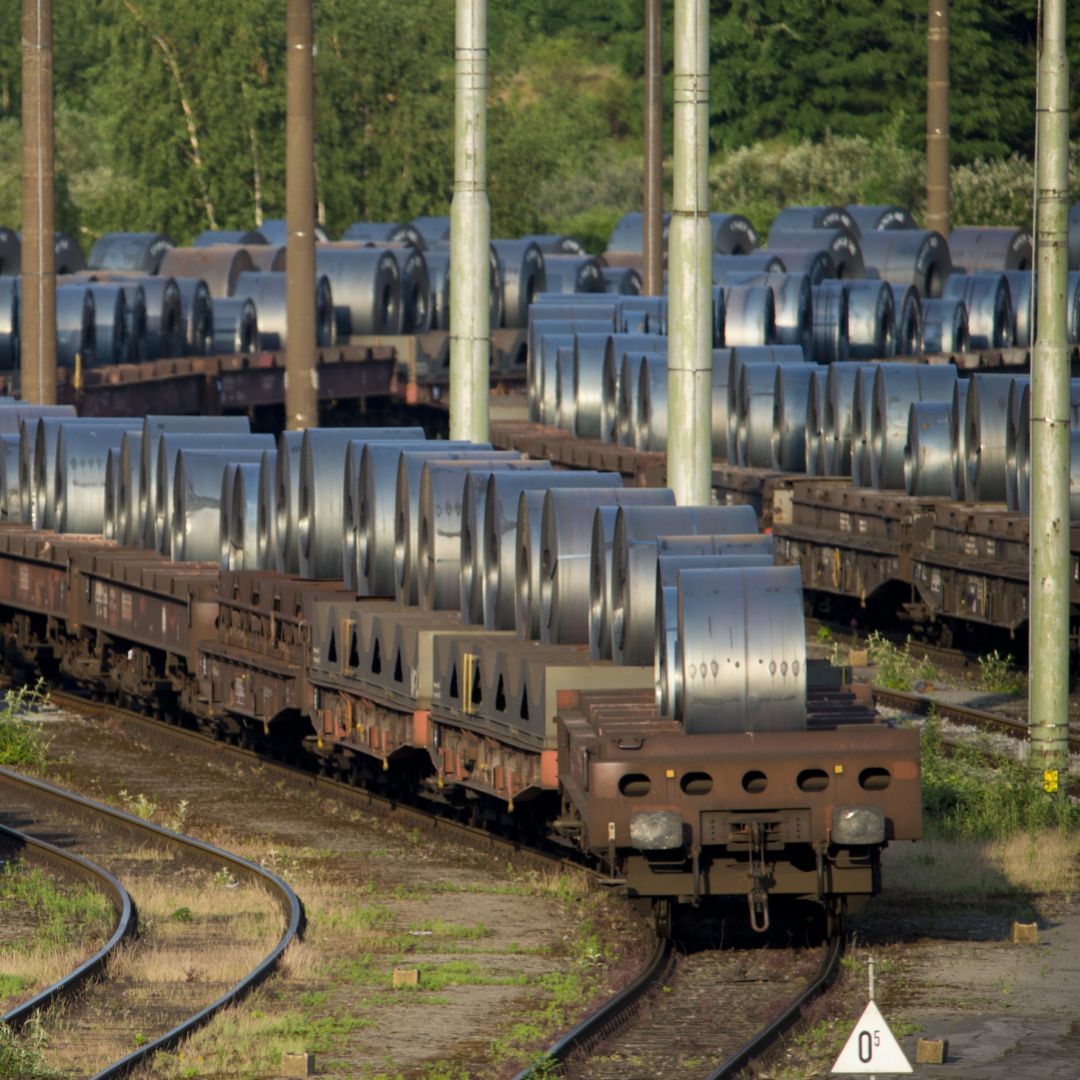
[831,1000,913,1074]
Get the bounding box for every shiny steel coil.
[139,416,252,549]
[618,351,666,447]
[922,298,968,353]
[858,230,950,298]
[711,286,727,346]
[12,410,77,524]
[1012,381,1080,512]
[297,427,423,580]
[849,365,878,486]
[272,430,306,573]
[137,276,183,359]
[766,227,864,279]
[1004,377,1031,511]
[522,234,585,255]
[407,216,451,250]
[963,373,1017,502]
[616,296,666,335]
[248,245,287,273]
[542,254,604,294]
[210,297,258,355]
[225,462,261,570]
[533,321,612,425]
[943,273,1013,350]
[904,401,957,497]
[676,565,806,734]
[712,253,786,280]
[0,434,19,520]
[171,449,265,562]
[0,403,72,437]
[102,449,120,539]
[30,418,133,529]
[120,282,147,363]
[173,278,213,355]
[88,232,172,274]
[0,277,17,370]
[845,280,896,360]
[158,245,255,299]
[771,205,860,237]
[810,280,849,363]
[722,284,775,347]
[1018,424,1080,518]
[870,363,958,490]
[416,461,550,611]
[635,355,669,452]
[804,369,828,476]
[233,271,334,350]
[1002,270,1035,347]
[709,349,732,461]
[708,213,760,254]
[763,249,834,284]
[258,219,329,246]
[604,504,759,665]
[85,285,128,365]
[377,245,431,333]
[602,267,641,295]
[950,380,971,499]
[387,449,517,603]
[54,423,135,534]
[255,449,279,572]
[601,333,662,444]
[342,222,409,244]
[155,432,273,557]
[481,472,621,630]
[55,283,95,367]
[573,333,617,439]
[606,212,666,253]
[755,273,811,356]
[845,205,917,232]
[725,347,807,462]
[194,229,267,247]
[771,364,816,471]
[657,532,774,557]
[555,347,577,432]
[423,250,451,330]
[736,363,786,467]
[116,432,142,546]
[358,444,494,600]
[512,489,551,639]
[314,247,400,336]
[54,233,87,274]
[948,227,1033,273]
[536,487,675,646]
[891,284,923,355]
[492,240,546,329]
[822,363,880,477]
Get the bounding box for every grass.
[866,632,937,692]
[975,650,1026,696]
[0,681,51,771]
[0,1016,61,1079]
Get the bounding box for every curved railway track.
[0,764,302,1079]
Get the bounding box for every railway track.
[0,764,301,1079]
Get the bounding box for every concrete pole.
[925,1,950,236]
[642,0,663,297]
[20,0,57,406]
[449,0,490,443]
[665,0,711,506]
[1029,0,1070,790]
[285,0,318,430]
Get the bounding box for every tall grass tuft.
[0,681,51,772]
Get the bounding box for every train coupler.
[747,821,771,933]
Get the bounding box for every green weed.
[0,680,51,771]
[0,1015,61,1078]
[0,859,112,953]
[867,631,937,691]
[976,651,1026,696]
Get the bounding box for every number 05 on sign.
[831,1000,912,1074]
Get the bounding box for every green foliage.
[920,712,1080,839]
[976,651,1026,696]
[0,681,51,772]
[866,631,937,692]
[0,1017,60,1080]
[0,859,113,952]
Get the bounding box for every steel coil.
[601,334,662,443]
[224,462,261,570]
[0,277,17,370]
[537,487,675,646]
[1002,270,1036,347]
[416,461,550,611]
[119,282,147,362]
[572,333,615,439]
[963,373,1017,502]
[389,450,519,604]
[194,229,267,247]
[1018,424,1080,518]
[845,205,917,233]
[1009,380,1080,512]
[725,347,807,461]
[723,284,775,347]
[172,278,212,355]
[604,504,759,665]
[209,297,258,355]
[512,489,551,639]
[56,283,95,367]
[102,448,120,539]
[758,273,811,356]
[273,430,306,573]
[822,363,876,477]
[314,247,400,337]
[423,250,451,330]
[771,205,860,237]
[804,369,828,476]
[88,232,172,274]
[606,212,666,253]
[85,285,128,365]
[0,403,72,437]
[530,319,612,423]
[255,449,279,572]
[922,297,968,353]
[248,245,286,273]
[407,216,451,250]
[677,565,806,734]
[140,416,252,549]
[811,280,849,363]
[891,284,923,355]
[555,347,577,432]
[602,267,642,295]
[858,230,950,298]
[871,364,958,490]
[1005,377,1031,511]
[736,363,785,467]
[904,401,957,497]
[710,349,732,461]
[521,234,584,255]
[845,280,896,360]
[708,213,760,254]
[712,253,786,281]
[481,472,622,630]
[296,427,423,580]
[116,432,142,546]
[136,276,183,359]
[767,228,864,279]
[11,410,77,523]
[52,233,85,274]
[171,448,266,562]
[155,432,273,557]
[950,380,971,499]
[493,241,547,329]
[949,227,1033,273]
[635,355,669,452]
[342,222,410,245]
[158,245,254,299]
[377,245,431,333]
[763,249,834,284]
[542,254,604,294]
[849,365,878,486]
[233,271,334,350]
[616,296,667,335]
[771,364,815,471]
[0,434,19,520]
[943,273,1013,350]
[618,351,665,447]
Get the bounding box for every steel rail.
[0,821,134,1029]
[0,766,303,1080]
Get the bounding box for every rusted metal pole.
[925,1,950,236]
[642,0,663,297]
[20,0,56,406]
[1029,0,1070,792]
[666,0,711,505]
[449,0,490,443]
[285,0,318,430]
